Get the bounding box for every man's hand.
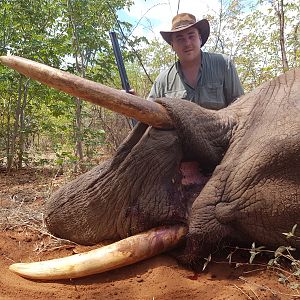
[121,89,136,96]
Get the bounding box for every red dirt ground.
[0,168,299,300]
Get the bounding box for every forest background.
[0,0,299,173]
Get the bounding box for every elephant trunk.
[0,55,173,129]
[9,225,187,280]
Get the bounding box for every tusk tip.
[9,263,37,279]
[9,263,20,272]
[9,263,25,275]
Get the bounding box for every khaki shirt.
[148,51,244,110]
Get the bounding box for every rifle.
[109,31,136,127]
[109,31,131,93]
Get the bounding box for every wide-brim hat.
[160,13,210,47]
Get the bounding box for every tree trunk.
[214,0,224,52]
[274,0,289,71]
[2,96,12,169]
[74,96,83,161]
[7,76,23,172]
[67,0,86,167]
[17,79,30,169]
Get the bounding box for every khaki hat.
[160,13,210,47]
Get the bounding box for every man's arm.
[147,81,159,100]
[147,73,166,100]
[223,58,244,105]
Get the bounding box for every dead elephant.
[45,69,300,263]
[1,56,299,280]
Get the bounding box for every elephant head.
[1,56,299,280]
[158,74,300,264]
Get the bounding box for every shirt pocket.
[165,89,187,99]
[200,82,226,110]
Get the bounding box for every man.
[148,13,244,110]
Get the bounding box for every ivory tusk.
[0,55,173,129]
[9,225,187,280]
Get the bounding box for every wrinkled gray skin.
[45,123,188,244]
[45,68,300,265]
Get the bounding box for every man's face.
[171,27,202,63]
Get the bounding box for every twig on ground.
[0,199,76,254]
[239,276,300,298]
[233,284,255,299]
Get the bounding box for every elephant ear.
[156,98,236,172]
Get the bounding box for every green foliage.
[268,244,300,289]
[83,128,106,158]
[203,0,300,92]
[54,144,78,168]
[283,224,298,239]
[0,0,134,171]
[126,37,174,98]
[268,224,300,289]
[226,224,300,292]
[249,242,266,264]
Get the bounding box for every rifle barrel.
[109,31,131,92]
